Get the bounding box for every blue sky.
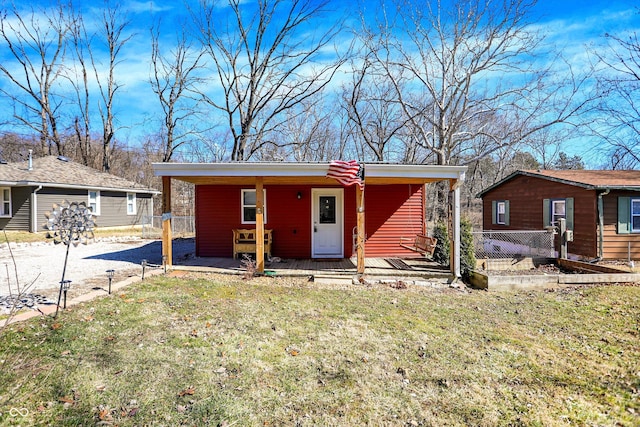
[1,0,639,167]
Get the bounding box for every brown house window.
[543,198,574,230]
[552,199,566,225]
[633,199,640,232]
[491,200,509,225]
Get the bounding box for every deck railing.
[472,230,556,259]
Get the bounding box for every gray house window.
[127,193,136,215]
[88,190,101,215]
[0,187,11,217]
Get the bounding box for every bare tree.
[66,6,93,166]
[0,2,71,155]
[592,31,640,169]
[190,0,347,161]
[150,22,205,162]
[342,52,407,162]
[360,0,594,168]
[90,1,132,171]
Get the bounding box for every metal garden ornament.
[43,200,97,317]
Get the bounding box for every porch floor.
[172,256,453,281]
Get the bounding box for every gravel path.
[0,237,195,303]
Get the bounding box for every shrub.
[460,217,476,280]
[432,221,450,267]
[432,218,476,281]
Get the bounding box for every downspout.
[596,188,610,260]
[31,185,42,233]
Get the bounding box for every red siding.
[364,184,425,257]
[196,184,425,259]
[481,175,597,258]
[196,185,313,258]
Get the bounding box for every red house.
[477,170,640,260]
[152,162,467,277]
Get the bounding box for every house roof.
[151,162,468,186]
[0,155,159,194]
[477,169,640,197]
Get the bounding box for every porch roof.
[152,162,467,186]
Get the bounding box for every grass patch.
[0,275,638,426]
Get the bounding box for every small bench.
[400,234,438,258]
[233,229,273,259]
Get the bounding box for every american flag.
[326,160,364,189]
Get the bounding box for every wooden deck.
[173,256,453,281]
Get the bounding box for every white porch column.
[453,185,461,278]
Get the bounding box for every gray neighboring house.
[0,155,159,232]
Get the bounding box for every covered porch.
[152,162,467,278]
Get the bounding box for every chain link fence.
[473,230,556,259]
[141,216,195,239]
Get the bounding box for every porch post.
[255,177,265,273]
[162,176,173,267]
[449,179,462,277]
[451,180,461,278]
[356,185,365,275]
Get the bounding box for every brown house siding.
[481,175,598,258]
[602,190,640,259]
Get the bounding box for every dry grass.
[0,273,639,426]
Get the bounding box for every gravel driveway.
[0,237,195,303]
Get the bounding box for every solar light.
[141,259,148,280]
[162,255,167,273]
[60,280,72,309]
[106,269,115,294]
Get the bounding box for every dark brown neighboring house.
[0,155,159,232]
[477,170,640,260]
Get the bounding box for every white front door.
[312,188,344,258]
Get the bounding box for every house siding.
[36,188,151,230]
[481,175,598,258]
[602,190,640,259]
[364,184,425,257]
[195,184,424,259]
[0,186,31,231]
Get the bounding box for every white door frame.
[311,188,344,258]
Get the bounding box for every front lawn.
[0,274,638,426]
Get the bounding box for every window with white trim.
[632,198,640,232]
[551,199,566,225]
[241,189,267,224]
[0,187,11,217]
[496,201,506,225]
[88,190,101,215]
[127,193,136,215]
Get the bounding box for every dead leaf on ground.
[51,323,62,330]
[58,396,74,404]
[178,386,195,397]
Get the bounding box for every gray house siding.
[0,186,31,231]
[36,188,153,230]
[100,191,151,227]
[37,188,86,231]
